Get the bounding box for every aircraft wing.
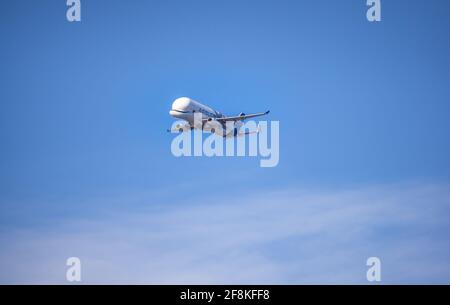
[167,122,193,132]
[213,111,270,122]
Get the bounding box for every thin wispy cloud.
[1,182,449,284]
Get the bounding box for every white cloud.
[1,182,450,284]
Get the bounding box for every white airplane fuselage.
[169,97,223,125]
[169,97,269,137]
[169,97,241,137]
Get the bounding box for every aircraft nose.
[172,97,191,111]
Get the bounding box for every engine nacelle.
[175,124,185,132]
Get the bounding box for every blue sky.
[1,0,450,283]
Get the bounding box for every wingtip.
[266,110,270,114]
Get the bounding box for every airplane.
[168,97,270,137]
